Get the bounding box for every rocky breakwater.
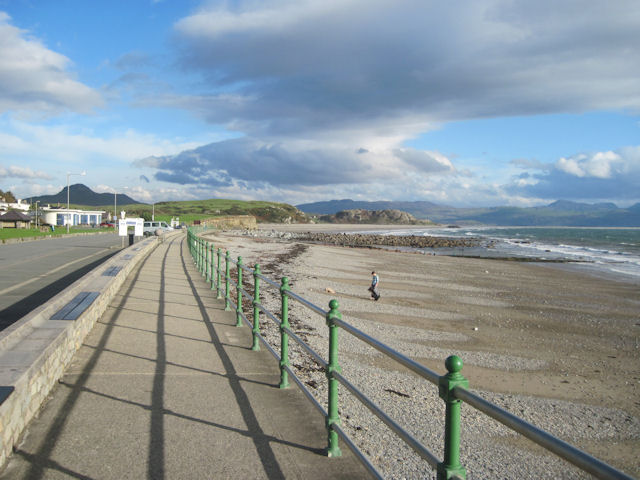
[296,232,479,249]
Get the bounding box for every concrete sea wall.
[0,234,162,468]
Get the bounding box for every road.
[0,233,124,331]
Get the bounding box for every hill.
[319,209,433,225]
[144,198,309,224]
[25,184,310,224]
[298,199,640,227]
[26,184,141,207]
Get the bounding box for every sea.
[364,226,640,284]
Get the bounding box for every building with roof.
[0,210,32,228]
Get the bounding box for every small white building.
[0,198,30,214]
[41,207,105,227]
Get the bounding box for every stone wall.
[202,215,257,230]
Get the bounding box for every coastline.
[208,227,640,478]
[257,223,640,286]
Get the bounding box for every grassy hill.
[90,198,310,224]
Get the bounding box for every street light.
[66,171,86,233]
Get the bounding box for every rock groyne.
[295,232,479,248]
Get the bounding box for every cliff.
[319,209,432,225]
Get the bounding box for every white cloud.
[556,151,624,179]
[508,146,640,201]
[0,118,206,165]
[0,12,103,114]
[0,164,52,179]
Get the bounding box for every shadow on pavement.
[0,251,120,332]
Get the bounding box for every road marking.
[0,248,116,297]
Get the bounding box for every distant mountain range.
[25,184,142,207]
[297,199,640,227]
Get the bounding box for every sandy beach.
[202,224,639,479]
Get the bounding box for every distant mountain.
[297,199,640,227]
[26,184,142,207]
[545,200,618,212]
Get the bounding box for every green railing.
[187,228,634,480]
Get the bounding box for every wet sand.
[205,226,640,478]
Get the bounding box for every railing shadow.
[179,236,295,479]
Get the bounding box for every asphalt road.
[0,233,124,331]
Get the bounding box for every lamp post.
[34,201,39,229]
[66,171,86,233]
[152,202,155,221]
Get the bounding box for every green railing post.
[279,277,290,389]
[204,241,209,278]
[224,251,231,311]
[251,264,261,351]
[325,299,343,457]
[210,244,216,291]
[198,238,202,271]
[200,238,205,274]
[216,248,223,299]
[235,256,243,327]
[437,355,468,480]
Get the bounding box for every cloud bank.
[135,0,640,204]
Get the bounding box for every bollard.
[235,256,243,327]
[252,264,261,351]
[279,277,291,389]
[437,355,468,480]
[325,299,342,457]
[216,248,223,299]
[224,251,231,311]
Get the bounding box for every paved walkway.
[1,234,369,479]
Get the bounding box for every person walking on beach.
[369,271,380,301]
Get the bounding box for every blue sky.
[0,1,638,208]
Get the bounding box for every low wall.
[201,215,257,230]
[0,235,161,468]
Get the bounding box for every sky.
[0,0,639,208]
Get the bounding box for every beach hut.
[0,210,32,229]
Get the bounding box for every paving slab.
[0,234,371,479]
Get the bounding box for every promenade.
[0,234,369,479]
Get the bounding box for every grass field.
[152,213,211,224]
[0,227,113,242]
